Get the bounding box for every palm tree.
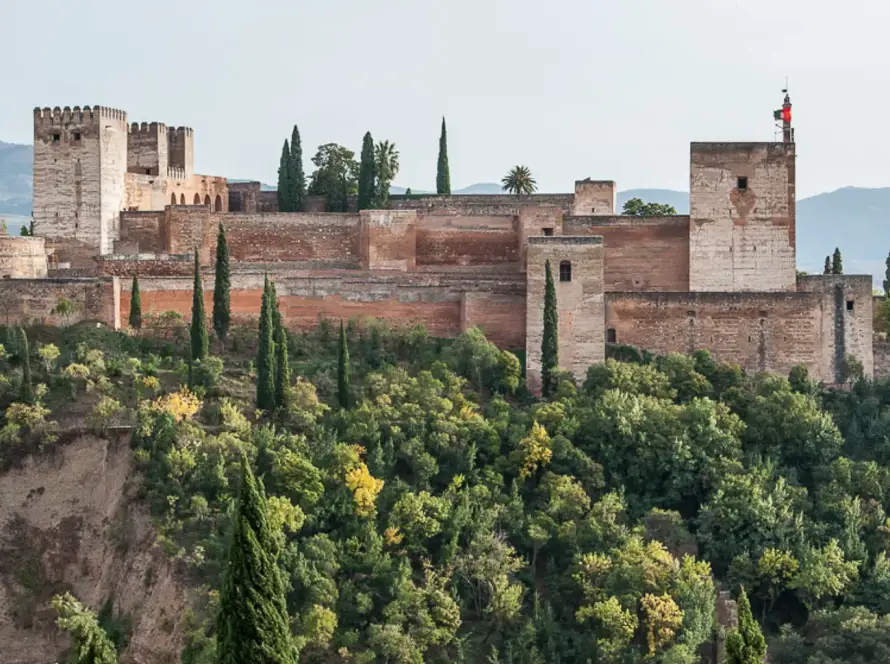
[374,140,400,207]
[501,165,537,197]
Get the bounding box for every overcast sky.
[2,0,888,197]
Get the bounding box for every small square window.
[737,176,748,191]
[542,227,553,237]
[607,328,617,343]
[847,300,855,311]
[73,132,81,141]
[52,133,60,143]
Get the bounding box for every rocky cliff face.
[0,435,190,663]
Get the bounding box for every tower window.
[847,300,855,311]
[607,328,617,343]
[52,133,60,143]
[737,176,748,191]
[73,132,81,141]
[542,227,553,236]
[559,260,572,282]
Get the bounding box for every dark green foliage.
[726,587,767,664]
[18,327,33,404]
[832,247,843,274]
[274,323,290,410]
[215,457,296,664]
[128,274,142,331]
[307,143,358,212]
[884,251,890,298]
[824,256,831,274]
[357,131,376,211]
[212,224,231,342]
[289,125,305,212]
[337,319,349,409]
[436,117,450,195]
[622,197,678,216]
[277,139,293,212]
[190,250,209,362]
[541,259,558,397]
[256,278,277,412]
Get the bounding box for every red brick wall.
[117,211,166,254]
[416,215,518,266]
[223,214,361,265]
[0,278,116,327]
[564,216,690,291]
[461,292,526,349]
[605,291,822,377]
[98,256,192,277]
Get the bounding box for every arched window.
[180,194,186,205]
[204,195,211,206]
[170,193,177,205]
[214,195,223,212]
[193,193,201,204]
[559,260,572,282]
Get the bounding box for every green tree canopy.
[308,143,359,213]
[622,198,678,216]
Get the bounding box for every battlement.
[166,166,186,180]
[130,121,167,134]
[167,126,194,138]
[34,105,127,125]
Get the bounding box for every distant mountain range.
[3,140,888,286]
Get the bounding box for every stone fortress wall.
[13,99,881,388]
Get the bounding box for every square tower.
[167,127,194,178]
[33,106,128,260]
[128,122,168,176]
[526,236,605,393]
[689,142,796,292]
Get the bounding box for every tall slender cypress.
[19,328,33,405]
[215,457,296,664]
[726,587,767,664]
[129,274,142,330]
[277,139,293,212]
[289,125,305,212]
[436,117,451,195]
[831,247,843,275]
[213,224,231,341]
[256,277,277,412]
[275,323,290,409]
[338,319,350,409]
[823,256,831,275]
[190,250,209,362]
[541,260,559,397]
[358,132,376,211]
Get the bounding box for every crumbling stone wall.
[0,278,116,328]
[0,237,47,278]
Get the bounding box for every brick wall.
[0,278,116,327]
[417,215,518,266]
[391,194,574,215]
[360,210,417,271]
[573,180,616,215]
[461,292,526,349]
[0,237,48,278]
[97,254,192,277]
[223,213,362,265]
[564,216,690,291]
[605,291,823,379]
[117,211,165,254]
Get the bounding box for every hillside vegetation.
[0,318,889,663]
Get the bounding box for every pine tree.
[213,224,231,342]
[275,322,290,409]
[51,592,118,664]
[277,139,293,212]
[436,117,451,195]
[19,327,33,404]
[256,277,277,412]
[726,587,767,664]
[215,457,296,664]
[358,131,376,211]
[832,247,843,275]
[824,256,831,275]
[541,260,559,397]
[289,125,306,212]
[338,319,350,409]
[129,274,142,330]
[190,250,209,362]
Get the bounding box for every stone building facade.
[11,96,882,388]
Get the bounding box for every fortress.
[1,96,881,389]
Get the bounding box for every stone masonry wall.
[99,110,130,256]
[127,122,168,176]
[360,210,417,271]
[874,340,890,380]
[526,237,605,393]
[572,180,616,215]
[0,237,48,278]
[417,215,518,266]
[564,216,690,291]
[689,142,796,292]
[0,278,116,328]
[461,292,526,349]
[391,194,574,216]
[116,211,166,254]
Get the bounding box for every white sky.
[1,0,888,197]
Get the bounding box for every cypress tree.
[884,250,890,298]
[215,456,296,664]
[436,117,451,195]
[358,131,376,211]
[129,274,142,331]
[213,224,231,342]
[19,327,33,405]
[832,247,843,275]
[823,256,831,275]
[256,278,277,412]
[726,586,767,664]
[190,250,209,362]
[541,260,559,397]
[289,125,306,212]
[338,319,350,409]
[277,139,292,212]
[275,323,290,409]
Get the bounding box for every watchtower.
[167,126,194,178]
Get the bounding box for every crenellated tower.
[32,105,128,262]
[128,122,168,176]
[167,126,194,178]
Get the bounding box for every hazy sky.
[2,0,888,197]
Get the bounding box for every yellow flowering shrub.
[152,389,201,422]
[345,462,384,518]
